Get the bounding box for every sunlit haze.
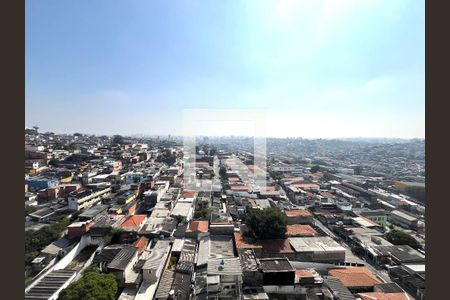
[26,0,424,138]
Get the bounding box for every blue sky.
[26,0,424,138]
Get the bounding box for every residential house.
[328,267,382,293]
[107,245,140,288]
[284,209,314,225]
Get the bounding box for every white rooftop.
[403,263,425,273]
[391,210,418,222]
[289,237,346,253]
[171,202,192,217]
[353,216,379,228]
[207,258,243,276]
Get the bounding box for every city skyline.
[26,0,424,138]
[24,128,425,142]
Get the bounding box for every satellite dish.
[218,259,225,270]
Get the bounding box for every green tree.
[25,217,71,265]
[386,229,422,250]
[219,166,227,178]
[25,205,38,217]
[353,166,363,175]
[310,165,321,173]
[269,171,283,181]
[58,268,117,300]
[112,135,124,145]
[246,208,287,240]
[52,141,65,150]
[48,159,59,167]
[66,143,77,151]
[194,208,211,220]
[323,171,332,181]
[156,150,176,165]
[168,256,178,269]
[311,160,329,166]
[393,182,426,203]
[405,186,426,203]
[83,265,101,274]
[208,148,217,156]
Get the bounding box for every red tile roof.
[358,292,411,300]
[186,220,209,233]
[291,183,319,189]
[247,165,260,173]
[234,233,294,253]
[284,179,305,185]
[284,209,313,218]
[181,190,197,198]
[329,267,381,288]
[310,172,323,179]
[286,225,316,237]
[295,269,315,278]
[228,177,241,182]
[359,216,381,227]
[260,239,294,254]
[230,185,250,191]
[234,232,263,249]
[320,191,336,199]
[120,214,147,229]
[132,236,149,254]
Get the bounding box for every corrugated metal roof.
[179,238,196,263]
[93,245,123,264]
[143,240,171,270]
[323,276,356,300]
[196,236,210,266]
[25,270,76,300]
[172,238,185,253]
[194,268,208,295]
[209,235,235,258]
[108,245,138,270]
[207,258,243,276]
[259,258,294,272]
[171,272,192,300]
[154,270,175,299]
[176,261,194,274]
[238,249,258,272]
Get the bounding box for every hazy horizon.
[25,127,424,142]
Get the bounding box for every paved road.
[277,179,393,283]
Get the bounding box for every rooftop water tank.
[371,236,382,245]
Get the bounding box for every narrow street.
[313,218,391,283]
